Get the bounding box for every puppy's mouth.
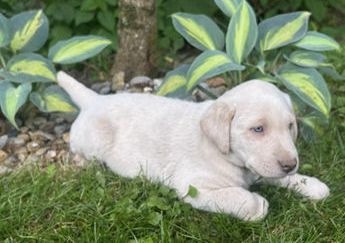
[245,164,291,179]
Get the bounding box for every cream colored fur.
[57,71,329,221]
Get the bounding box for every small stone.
[25,154,39,163]
[153,78,163,90]
[207,77,226,88]
[20,126,29,133]
[26,141,40,152]
[99,84,111,94]
[54,124,68,136]
[39,121,55,132]
[17,133,30,143]
[72,154,87,167]
[57,150,69,162]
[3,155,18,167]
[0,135,8,149]
[0,166,12,175]
[29,131,55,142]
[129,76,153,88]
[33,117,47,127]
[62,132,70,143]
[46,150,57,160]
[35,147,48,156]
[112,71,125,91]
[15,147,28,162]
[0,150,8,162]
[143,87,153,93]
[55,117,65,124]
[8,137,26,149]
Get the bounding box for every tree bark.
[111,0,157,87]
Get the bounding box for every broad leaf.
[299,114,327,140]
[294,31,340,51]
[186,50,244,91]
[0,13,10,47]
[157,65,189,98]
[226,1,257,64]
[286,50,326,68]
[172,13,224,51]
[0,82,31,128]
[278,64,331,118]
[48,35,111,64]
[10,10,49,52]
[8,53,56,82]
[318,66,345,81]
[257,12,310,51]
[30,85,78,113]
[214,0,242,17]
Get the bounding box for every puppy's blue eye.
[251,126,264,133]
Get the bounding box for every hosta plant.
[0,10,111,129]
[157,0,342,138]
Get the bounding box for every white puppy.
[57,71,329,221]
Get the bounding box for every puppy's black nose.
[278,159,297,173]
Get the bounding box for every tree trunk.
[111,0,157,89]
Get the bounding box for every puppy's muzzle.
[278,158,297,173]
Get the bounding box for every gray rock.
[46,150,57,160]
[55,117,65,124]
[153,78,163,90]
[54,124,68,136]
[33,117,47,127]
[17,133,30,143]
[39,121,55,132]
[0,165,12,175]
[29,131,55,142]
[3,155,18,167]
[143,87,153,93]
[0,149,8,162]
[26,141,40,152]
[35,147,48,156]
[8,137,26,149]
[129,76,153,88]
[0,135,8,149]
[99,84,111,94]
[20,127,29,134]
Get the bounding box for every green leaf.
[157,64,189,98]
[10,10,49,52]
[147,212,162,226]
[8,53,56,83]
[226,1,257,64]
[172,13,225,51]
[186,50,244,91]
[294,31,340,51]
[0,82,31,129]
[278,64,331,118]
[30,85,78,113]
[305,0,326,22]
[257,11,310,51]
[286,50,326,68]
[214,0,242,17]
[318,66,344,81]
[97,10,115,32]
[75,11,95,26]
[0,13,10,47]
[48,35,111,64]
[187,185,198,198]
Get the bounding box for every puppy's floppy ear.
[200,102,235,154]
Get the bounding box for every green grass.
[0,119,344,242]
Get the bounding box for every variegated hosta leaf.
[214,0,243,17]
[226,1,257,64]
[299,115,327,140]
[186,50,244,91]
[10,10,49,52]
[30,85,78,113]
[294,31,340,51]
[278,64,331,118]
[48,35,111,64]
[318,66,345,81]
[286,50,326,68]
[172,13,225,51]
[0,14,10,48]
[157,65,189,98]
[257,12,310,52]
[0,81,31,129]
[8,53,56,83]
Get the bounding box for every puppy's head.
[200,80,298,178]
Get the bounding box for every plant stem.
[0,51,6,70]
[196,84,218,99]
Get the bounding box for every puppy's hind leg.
[184,187,269,221]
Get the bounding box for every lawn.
[0,118,344,242]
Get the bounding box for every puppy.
[57,71,329,221]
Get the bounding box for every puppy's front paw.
[296,177,330,200]
[242,193,269,221]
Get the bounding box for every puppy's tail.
[56,71,98,109]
